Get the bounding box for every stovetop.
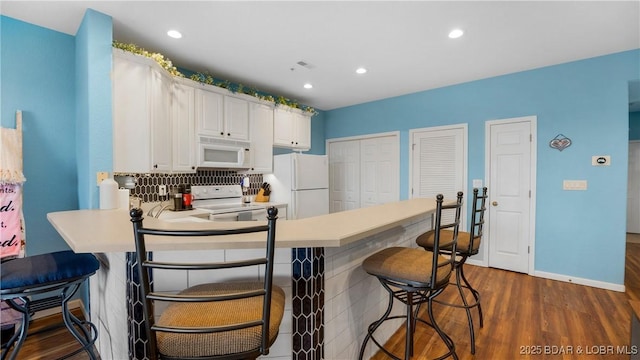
[191,185,264,214]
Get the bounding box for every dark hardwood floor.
[1,307,98,360]
[4,242,640,359]
[371,242,640,360]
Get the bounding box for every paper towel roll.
[99,178,118,210]
[118,188,130,209]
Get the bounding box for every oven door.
[209,208,267,222]
[209,212,239,221]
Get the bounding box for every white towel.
[0,111,25,184]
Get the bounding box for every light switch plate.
[563,180,587,190]
[472,179,483,188]
[96,172,109,186]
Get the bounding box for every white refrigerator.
[267,153,329,219]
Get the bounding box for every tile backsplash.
[115,170,263,203]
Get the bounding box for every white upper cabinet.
[194,88,224,137]
[172,79,196,173]
[113,50,171,173]
[113,49,311,174]
[224,96,250,140]
[149,67,172,172]
[195,87,249,141]
[273,107,311,150]
[245,102,274,173]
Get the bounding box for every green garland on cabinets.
[113,40,316,115]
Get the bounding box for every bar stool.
[130,206,284,360]
[416,187,487,354]
[1,250,100,360]
[358,192,463,360]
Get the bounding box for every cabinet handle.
[291,141,295,144]
[227,133,231,136]
[492,201,498,206]
[220,132,224,136]
[153,164,158,169]
[191,166,195,170]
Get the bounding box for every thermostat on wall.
[592,155,611,166]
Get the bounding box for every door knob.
[492,201,498,206]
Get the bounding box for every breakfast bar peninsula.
[48,198,438,360]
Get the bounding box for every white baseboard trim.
[465,258,487,267]
[534,270,625,293]
[32,299,84,320]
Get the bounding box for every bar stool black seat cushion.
[416,230,480,255]
[1,250,100,291]
[362,247,451,288]
[156,281,286,358]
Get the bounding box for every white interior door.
[487,117,535,274]
[410,124,467,227]
[329,140,360,213]
[628,141,640,233]
[328,133,399,212]
[361,136,399,207]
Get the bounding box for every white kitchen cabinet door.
[273,107,294,147]
[113,52,150,173]
[223,96,250,141]
[293,112,311,150]
[273,107,311,150]
[172,81,196,173]
[113,50,171,173]
[246,102,274,173]
[195,88,224,137]
[149,67,172,172]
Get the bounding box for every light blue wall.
[1,16,77,255]
[325,50,640,286]
[75,9,113,210]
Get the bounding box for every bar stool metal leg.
[1,279,98,360]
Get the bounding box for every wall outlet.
[158,185,167,196]
[96,172,109,186]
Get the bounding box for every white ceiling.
[2,1,639,111]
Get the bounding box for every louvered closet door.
[411,125,467,227]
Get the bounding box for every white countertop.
[47,198,438,253]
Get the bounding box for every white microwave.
[197,137,251,169]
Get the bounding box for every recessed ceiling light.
[448,29,464,39]
[356,67,367,74]
[167,30,182,39]
[304,83,313,89]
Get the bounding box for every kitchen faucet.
[147,196,171,218]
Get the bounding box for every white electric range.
[191,185,268,221]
